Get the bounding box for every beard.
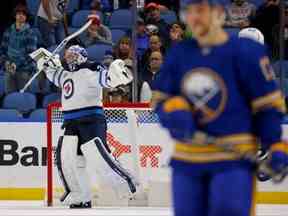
[193,23,211,38]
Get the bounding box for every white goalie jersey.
[30,48,133,114]
[46,62,108,111]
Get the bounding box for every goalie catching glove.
[106,59,133,88]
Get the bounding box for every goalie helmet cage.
[46,102,165,206]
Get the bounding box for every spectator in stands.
[136,17,150,59]
[37,0,69,48]
[271,2,288,60]
[167,22,185,49]
[225,0,256,28]
[140,51,163,102]
[79,14,112,47]
[141,34,165,72]
[141,50,163,86]
[251,0,280,49]
[145,0,180,12]
[144,3,170,46]
[90,0,102,10]
[0,4,37,93]
[0,0,22,41]
[113,36,133,61]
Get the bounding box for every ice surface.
[0,202,287,216]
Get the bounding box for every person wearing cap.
[0,4,37,93]
[37,0,69,48]
[145,0,180,12]
[152,0,288,215]
[225,0,256,28]
[79,13,112,47]
[144,2,170,46]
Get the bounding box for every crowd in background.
[0,0,286,117]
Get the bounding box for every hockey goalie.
[30,45,137,208]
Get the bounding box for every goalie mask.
[65,45,88,71]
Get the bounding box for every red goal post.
[46,102,172,206]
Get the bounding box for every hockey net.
[46,102,173,206]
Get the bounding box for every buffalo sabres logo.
[63,79,74,99]
[181,68,227,124]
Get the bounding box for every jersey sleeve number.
[260,56,276,81]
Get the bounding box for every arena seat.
[72,10,103,28]
[0,75,4,98]
[67,0,80,15]
[29,109,47,121]
[42,93,61,108]
[109,9,132,30]
[87,44,113,62]
[160,11,177,24]
[111,29,126,44]
[3,92,37,113]
[0,109,24,122]
[250,0,264,8]
[26,0,41,15]
[68,27,79,34]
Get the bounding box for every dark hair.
[14,4,29,17]
[169,22,186,31]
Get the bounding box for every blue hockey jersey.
[152,36,285,163]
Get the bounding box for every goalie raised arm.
[30,46,133,89]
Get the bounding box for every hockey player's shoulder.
[78,61,106,72]
[233,36,266,56]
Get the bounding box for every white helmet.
[65,45,88,71]
[238,28,265,45]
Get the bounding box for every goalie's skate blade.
[69,201,91,209]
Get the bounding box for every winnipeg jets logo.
[181,68,227,124]
[63,79,74,99]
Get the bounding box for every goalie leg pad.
[94,137,137,193]
[56,135,91,205]
[81,137,137,198]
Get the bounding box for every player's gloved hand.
[258,143,288,183]
[107,59,133,88]
[42,55,63,73]
[269,143,288,173]
[156,96,195,141]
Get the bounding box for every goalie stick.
[20,19,93,93]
